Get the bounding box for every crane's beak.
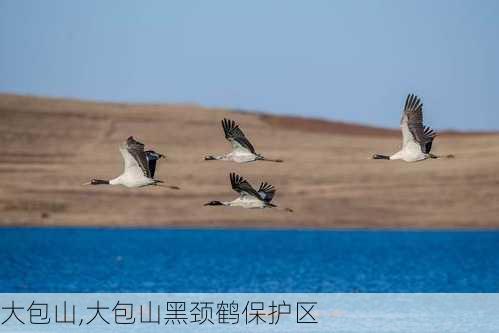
[82,182,92,186]
[159,154,166,159]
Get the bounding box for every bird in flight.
[84,136,179,189]
[204,172,292,211]
[372,94,452,162]
[204,118,283,163]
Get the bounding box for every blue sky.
[1,0,498,130]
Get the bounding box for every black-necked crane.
[204,118,283,163]
[204,172,292,212]
[372,94,452,162]
[84,136,179,189]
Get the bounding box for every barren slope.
[1,94,498,228]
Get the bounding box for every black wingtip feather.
[222,118,238,132]
[405,93,423,113]
[223,118,237,138]
[258,181,276,203]
[230,172,245,188]
[258,182,275,192]
[423,126,437,138]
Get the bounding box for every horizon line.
[1,91,497,136]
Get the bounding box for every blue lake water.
[0,228,498,292]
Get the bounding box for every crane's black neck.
[204,201,224,206]
[91,179,110,185]
[372,154,390,160]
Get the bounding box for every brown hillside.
[1,94,498,228]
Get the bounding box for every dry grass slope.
[1,94,498,228]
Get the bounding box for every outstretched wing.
[222,118,256,154]
[422,126,437,153]
[257,181,276,203]
[229,172,261,199]
[400,94,434,149]
[145,150,164,178]
[124,136,151,178]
